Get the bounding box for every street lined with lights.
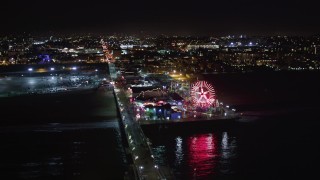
[114,86,170,179]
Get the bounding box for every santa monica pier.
[109,60,241,179]
[113,68,240,126]
[0,64,240,180]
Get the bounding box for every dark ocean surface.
[1,71,320,180]
[143,71,320,180]
[0,89,127,180]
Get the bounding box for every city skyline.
[1,1,320,179]
[2,0,320,36]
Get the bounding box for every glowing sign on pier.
[191,81,216,108]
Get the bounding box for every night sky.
[1,0,319,35]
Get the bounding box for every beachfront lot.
[0,74,102,97]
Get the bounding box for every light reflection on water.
[188,133,218,178]
[175,137,183,166]
[220,132,237,175]
[151,131,237,180]
[0,121,127,180]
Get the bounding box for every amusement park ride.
[190,80,218,108]
[132,78,228,122]
[132,78,238,124]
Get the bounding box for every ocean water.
[143,71,320,180]
[0,89,128,180]
[2,71,320,180]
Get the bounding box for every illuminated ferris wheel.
[191,81,216,108]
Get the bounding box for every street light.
[28,68,33,76]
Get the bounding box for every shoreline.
[0,88,117,126]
